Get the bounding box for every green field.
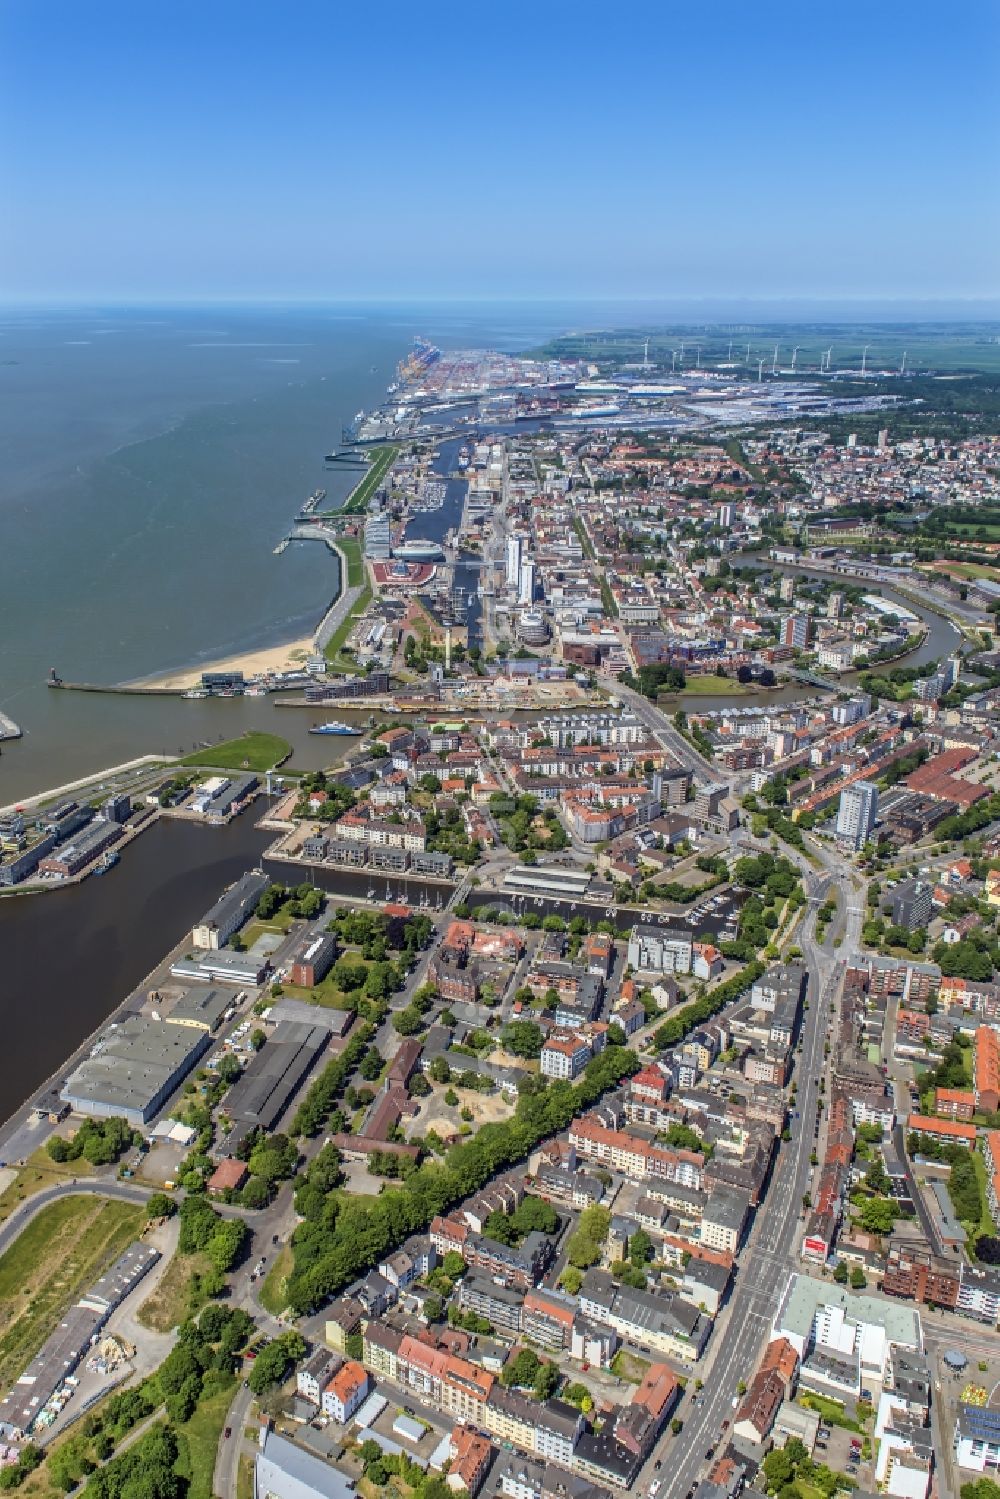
[672,675,752,697]
[532,323,1000,377]
[324,576,373,669]
[0,1196,144,1393]
[334,444,399,517]
[258,1243,294,1315]
[337,533,366,587]
[174,1376,237,1499]
[927,561,1000,582]
[181,731,291,772]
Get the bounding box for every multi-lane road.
[647,843,862,1499]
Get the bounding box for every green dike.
[180,731,291,772]
[334,443,399,517]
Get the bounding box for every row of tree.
[284,1046,639,1314]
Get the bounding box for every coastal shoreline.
[136,634,317,691]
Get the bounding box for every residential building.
[836,781,879,851]
[322,1361,370,1424]
[889,881,933,933]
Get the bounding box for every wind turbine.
[825,347,833,372]
[861,345,871,377]
[900,351,907,376]
[727,339,733,362]
[745,343,751,365]
[772,344,779,375]
[643,338,650,371]
[695,345,701,369]
[757,359,764,383]
[791,346,801,372]
[671,350,677,373]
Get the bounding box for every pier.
[0,711,22,743]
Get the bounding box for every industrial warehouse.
[60,1015,212,1126]
[0,1243,160,1434]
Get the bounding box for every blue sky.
[1,0,998,303]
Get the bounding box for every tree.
[850,1265,868,1289]
[442,1250,466,1280]
[145,1193,176,1220]
[242,1177,271,1210]
[250,1028,267,1052]
[833,1261,849,1284]
[503,1349,541,1388]
[629,1228,653,1267]
[762,1449,795,1493]
[858,1196,899,1236]
[975,1236,1000,1264]
[533,1361,559,1400]
[560,1265,583,1295]
[500,1021,544,1059]
[247,1330,307,1395]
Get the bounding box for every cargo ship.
[309,721,362,736]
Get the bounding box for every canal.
[0,813,272,1126]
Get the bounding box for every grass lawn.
[797,1392,863,1433]
[674,675,752,696]
[337,534,365,588]
[928,560,1000,582]
[242,912,296,947]
[181,731,291,773]
[336,444,399,516]
[324,575,373,670]
[0,1195,144,1393]
[258,1243,294,1316]
[0,1147,87,1226]
[237,1454,255,1499]
[970,1147,998,1240]
[137,1250,211,1333]
[174,1376,237,1499]
[610,1349,650,1384]
[276,955,366,1009]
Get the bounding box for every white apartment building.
[836,780,879,851]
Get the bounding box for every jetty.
[0,711,21,743]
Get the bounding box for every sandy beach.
[140,635,315,690]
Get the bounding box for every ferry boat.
[182,688,209,699]
[308,721,362,736]
[94,849,120,875]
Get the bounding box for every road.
[654,836,862,1499]
[214,1381,255,1499]
[600,676,718,786]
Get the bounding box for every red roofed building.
[733,1368,785,1446]
[976,1026,1000,1114]
[206,1158,249,1195]
[631,1067,670,1105]
[632,1362,680,1424]
[322,1360,370,1423]
[447,1425,492,1495]
[760,1336,799,1387]
[906,748,988,808]
[935,1087,976,1122]
[907,1113,977,1149]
